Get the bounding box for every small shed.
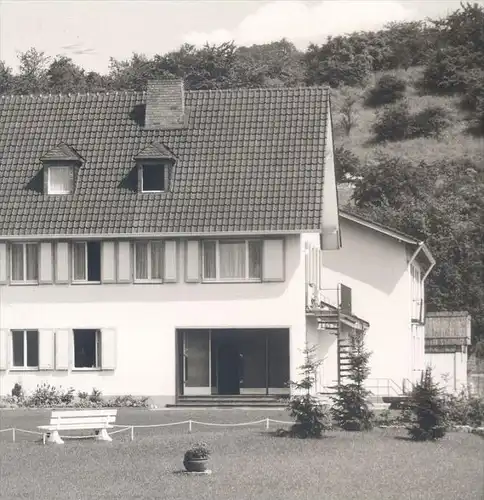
[425,311,471,393]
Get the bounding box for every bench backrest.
[48,409,118,428]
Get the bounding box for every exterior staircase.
[167,395,289,408]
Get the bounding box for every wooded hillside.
[1,2,483,350]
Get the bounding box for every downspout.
[408,241,424,267]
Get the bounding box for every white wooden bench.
[38,409,118,444]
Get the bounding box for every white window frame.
[141,163,165,193]
[410,262,423,321]
[72,329,101,370]
[11,329,39,370]
[47,165,73,195]
[133,240,164,282]
[10,242,39,284]
[72,241,101,284]
[202,239,262,283]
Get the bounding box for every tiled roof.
[0,86,329,236]
[134,142,176,160]
[40,143,84,162]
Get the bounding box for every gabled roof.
[0,86,330,237]
[40,143,84,162]
[134,142,176,161]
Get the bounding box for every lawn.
[0,409,483,500]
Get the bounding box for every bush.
[105,394,150,408]
[443,388,484,428]
[411,105,451,138]
[282,344,332,438]
[335,146,360,183]
[331,331,374,431]
[11,383,24,399]
[373,101,412,142]
[25,383,75,407]
[366,75,406,107]
[406,367,447,441]
[184,442,210,461]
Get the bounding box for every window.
[72,242,101,282]
[410,263,423,321]
[202,240,261,281]
[134,241,163,281]
[12,330,39,368]
[141,164,165,192]
[48,165,73,194]
[10,243,38,283]
[73,329,100,368]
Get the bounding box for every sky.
[0,0,481,75]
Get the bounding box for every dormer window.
[47,165,73,194]
[141,163,165,192]
[134,142,175,194]
[40,143,83,196]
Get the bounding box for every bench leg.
[95,429,112,442]
[46,431,64,445]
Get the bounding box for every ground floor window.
[73,329,101,368]
[11,330,39,368]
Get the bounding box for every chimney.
[144,79,186,130]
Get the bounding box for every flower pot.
[183,458,209,473]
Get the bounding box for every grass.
[1,409,483,500]
[330,66,484,166]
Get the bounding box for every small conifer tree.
[406,367,447,441]
[284,343,332,438]
[331,330,374,431]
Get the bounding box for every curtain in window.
[11,244,24,281]
[203,241,217,279]
[220,242,246,279]
[248,241,262,278]
[151,241,163,280]
[135,242,149,280]
[49,166,72,194]
[73,243,86,281]
[25,244,38,281]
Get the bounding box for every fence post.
[12,428,15,442]
[266,418,270,430]
[130,426,134,441]
[188,420,192,433]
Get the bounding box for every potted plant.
[183,442,211,473]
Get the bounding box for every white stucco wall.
[425,350,468,394]
[320,218,414,394]
[0,235,308,404]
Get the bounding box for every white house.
[0,79,434,407]
[425,311,472,394]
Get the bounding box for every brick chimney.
[144,79,186,130]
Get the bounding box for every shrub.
[411,105,451,138]
[25,383,75,407]
[334,146,360,183]
[89,388,103,404]
[331,331,374,431]
[282,343,332,438]
[406,367,447,441]
[11,383,24,400]
[443,388,484,427]
[373,101,412,141]
[366,75,407,107]
[183,442,211,461]
[105,394,150,408]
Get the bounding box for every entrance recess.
[177,328,290,397]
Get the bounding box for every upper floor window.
[12,329,39,368]
[202,240,262,282]
[134,241,163,281]
[141,164,165,192]
[72,242,101,283]
[410,262,423,321]
[10,242,38,283]
[47,165,73,194]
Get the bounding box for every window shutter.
[101,241,116,283]
[55,329,70,370]
[0,242,7,284]
[38,329,54,370]
[164,240,177,282]
[262,239,285,282]
[0,329,9,370]
[117,241,132,283]
[101,328,116,370]
[185,240,200,282]
[55,242,69,283]
[39,242,54,284]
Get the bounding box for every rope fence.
[0,418,294,443]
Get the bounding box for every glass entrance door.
[183,329,211,396]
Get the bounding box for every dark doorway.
[217,342,241,395]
